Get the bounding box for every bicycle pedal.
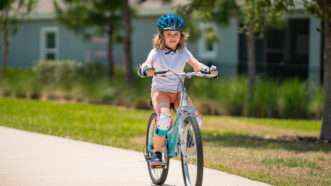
[151,165,163,169]
[151,162,166,169]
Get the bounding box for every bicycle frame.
[147,71,200,158]
[145,69,217,185]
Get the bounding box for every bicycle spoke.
[181,117,203,186]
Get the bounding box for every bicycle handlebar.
[154,70,218,79]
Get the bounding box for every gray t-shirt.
[145,48,193,93]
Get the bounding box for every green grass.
[0,97,149,150]
[262,158,319,169]
[234,117,321,132]
[0,97,330,186]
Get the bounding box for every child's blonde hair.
[153,32,188,50]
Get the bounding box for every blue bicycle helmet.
[157,13,184,32]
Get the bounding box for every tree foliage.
[54,0,123,39]
[178,0,292,33]
[54,0,126,78]
[0,0,35,34]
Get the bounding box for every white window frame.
[40,27,59,60]
[198,23,218,60]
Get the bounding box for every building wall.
[0,19,89,67]
[1,20,45,67]
[1,15,320,81]
[58,24,88,62]
[132,16,159,64]
[309,15,322,86]
[0,15,239,77]
[216,18,239,76]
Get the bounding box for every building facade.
[0,0,323,85]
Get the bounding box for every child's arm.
[138,60,155,77]
[187,57,210,73]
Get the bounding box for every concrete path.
[0,126,271,186]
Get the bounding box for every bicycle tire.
[145,113,169,185]
[180,116,204,186]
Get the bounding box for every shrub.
[0,69,39,97]
[277,79,309,118]
[189,78,220,100]
[0,66,324,119]
[33,60,82,90]
[79,63,108,82]
[220,77,247,115]
[132,96,151,110]
[196,100,226,115]
[247,79,278,117]
[308,87,323,119]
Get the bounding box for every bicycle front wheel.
[145,113,169,185]
[180,116,204,186]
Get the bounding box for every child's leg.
[153,107,171,152]
[151,91,172,152]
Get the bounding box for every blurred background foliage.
[0,60,323,119]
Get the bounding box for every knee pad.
[155,113,172,136]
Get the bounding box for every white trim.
[40,27,59,60]
[309,16,321,86]
[198,23,218,60]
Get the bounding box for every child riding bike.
[137,13,219,168]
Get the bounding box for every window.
[238,18,309,79]
[40,27,59,60]
[198,23,218,60]
[265,19,309,78]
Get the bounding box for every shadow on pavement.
[202,131,331,152]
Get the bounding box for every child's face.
[163,30,181,50]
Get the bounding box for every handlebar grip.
[154,70,169,75]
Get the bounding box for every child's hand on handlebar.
[137,64,155,77]
[145,68,155,77]
[200,65,219,78]
[209,65,219,78]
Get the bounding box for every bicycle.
[143,69,218,186]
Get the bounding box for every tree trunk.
[107,26,115,78]
[123,0,133,84]
[246,29,256,115]
[320,16,331,140]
